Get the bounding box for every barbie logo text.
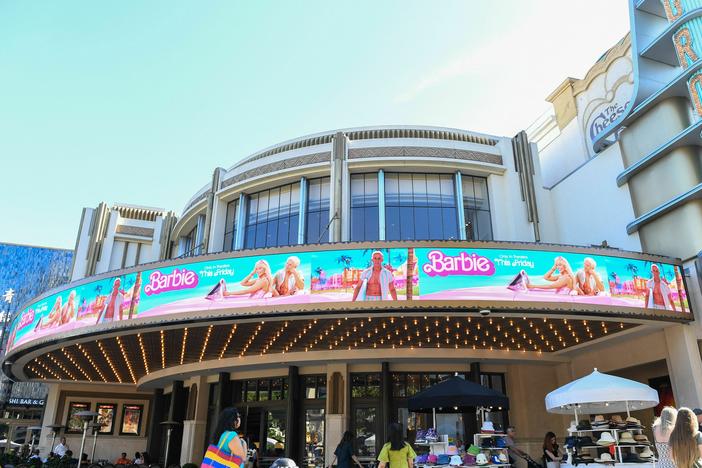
[144,268,199,295]
[17,309,35,331]
[422,250,495,277]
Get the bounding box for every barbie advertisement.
[415,248,689,311]
[6,245,689,352]
[6,248,413,352]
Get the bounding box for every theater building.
[5,119,702,468]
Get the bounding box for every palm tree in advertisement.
[336,255,352,291]
[674,266,686,313]
[626,263,639,279]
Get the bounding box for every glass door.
[352,406,379,463]
[303,408,325,468]
[260,408,287,467]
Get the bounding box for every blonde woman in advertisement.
[60,290,77,325]
[34,295,63,331]
[524,256,577,295]
[223,260,274,299]
[654,406,677,468]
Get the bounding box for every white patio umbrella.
[0,439,22,447]
[545,368,659,419]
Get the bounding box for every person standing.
[542,432,560,468]
[653,406,677,468]
[53,437,69,458]
[207,407,247,464]
[693,409,702,432]
[377,423,417,468]
[505,427,527,465]
[115,453,130,465]
[669,407,702,468]
[328,431,364,468]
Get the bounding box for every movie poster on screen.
[120,404,143,435]
[66,402,90,433]
[415,247,688,311]
[97,403,116,434]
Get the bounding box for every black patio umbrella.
[407,376,509,413]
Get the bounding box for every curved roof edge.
[227,125,503,171]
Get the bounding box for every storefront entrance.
[241,406,287,468]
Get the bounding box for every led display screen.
[6,245,690,352]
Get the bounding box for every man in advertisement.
[645,264,676,311]
[352,251,397,301]
[574,257,605,296]
[271,256,305,296]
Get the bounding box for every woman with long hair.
[223,260,274,298]
[669,407,702,468]
[525,256,577,295]
[377,423,417,468]
[210,407,247,461]
[542,432,560,468]
[654,406,678,468]
[327,431,363,468]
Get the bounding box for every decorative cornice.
[347,146,503,165]
[220,152,332,189]
[115,225,155,238]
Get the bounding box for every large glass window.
[462,176,493,241]
[223,199,239,252]
[244,183,300,249]
[304,376,327,400]
[182,226,197,257]
[351,373,380,399]
[306,177,331,244]
[241,378,288,402]
[385,173,458,240]
[350,174,379,241]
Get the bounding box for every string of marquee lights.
[61,348,93,381]
[20,315,635,383]
[198,325,214,362]
[138,333,150,375]
[239,323,262,357]
[261,321,289,356]
[46,353,77,380]
[33,357,62,380]
[76,343,108,382]
[27,364,46,380]
[97,340,123,383]
[115,336,137,384]
[219,324,238,359]
[160,330,166,369]
[180,328,188,365]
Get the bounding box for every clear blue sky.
[0,1,630,249]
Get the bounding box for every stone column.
[166,381,187,466]
[38,383,62,455]
[180,377,210,465]
[380,362,391,442]
[286,366,300,461]
[330,132,346,242]
[146,388,167,462]
[325,363,348,468]
[665,324,702,408]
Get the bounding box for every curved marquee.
[5,241,691,358]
